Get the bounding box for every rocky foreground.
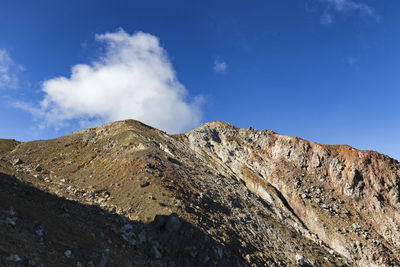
[0,120,400,266]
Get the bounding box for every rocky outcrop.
[180,120,400,266]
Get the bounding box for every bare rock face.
[180,121,400,266]
[0,119,399,266]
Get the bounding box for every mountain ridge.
[0,119,399,266]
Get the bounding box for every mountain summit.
[0,119,399,266]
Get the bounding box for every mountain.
[0,119,399,266]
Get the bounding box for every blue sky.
[0,0,399,160]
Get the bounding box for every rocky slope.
[0,119,399,266]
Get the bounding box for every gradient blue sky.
[0,0,399,160]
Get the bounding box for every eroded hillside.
[0,120,399,266]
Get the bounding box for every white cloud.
[21,29,202,134]
[214,59,227,73]
[319,0,380,24]
[0,49,18,89]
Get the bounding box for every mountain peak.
[201,120,235,127]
